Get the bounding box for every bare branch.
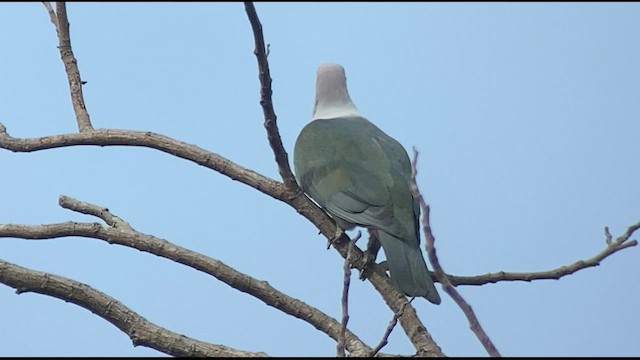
[619,220,640,244]
[242,4,444,354]
[3,4,631,357]
[4,3,445,350]
[446,223,638,287]
[42,2,58,30]
[0,258,267,357]
[0,127,287,202]
[42,2,93,132]
[244,2,298,191]
[0,196,372,356]
[59,195,133,230]
[338,231,361,357]
[371,302,405,356]
[411,148,501,357]
[409,160,638,353]
[330,239,445,356]
[337,249,351,357]
[0,125,443,356]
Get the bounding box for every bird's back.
[294,116,419,245]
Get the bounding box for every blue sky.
[1,2,639,357]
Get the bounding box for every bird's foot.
[358,249,382,280]
[326,225,344,250]
[358,228,382,280]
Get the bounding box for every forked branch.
[0,196,373,356]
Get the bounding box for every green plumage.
[294,116,441,304]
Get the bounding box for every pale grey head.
[312,63,362,121]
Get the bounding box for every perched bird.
[293,63,441,304]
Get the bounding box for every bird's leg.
[359,228,383,280]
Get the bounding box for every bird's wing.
[294,116,414,240]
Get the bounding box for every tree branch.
[337,249,350,358]
[3,3,633,357]
[371,302,405,356]
[0,258,266,357]
[42,2,58,30]
[411,148,501,357]
[16,2,446,352]
[6,125,631,353]
[0,126,287,202]
[244,2,298,191]
[337,232,361,357]
[42,2,93,132]
[0,196,373,357]
[3,7,445,354]
[59,195,133,230]
[446,224,638,286]
[0,125,443,355]
[242,3,444,355]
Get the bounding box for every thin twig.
[619,221,640,244]
[411,148,501,357]
[337,255,350,357]
[0,258,267,357]
[42,2,58,30]
[43,2,92,132]
[447,239,637,286]
[337,231,362,357]
[244,2,298,191]
[446,220,638,286]
[59,195,133,230]
[371,302,407,356]
[338,244,352,357]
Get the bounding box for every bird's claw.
[326,225,344,249]
[358,249,381,280]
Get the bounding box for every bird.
[293,63,441,304]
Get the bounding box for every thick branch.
[0,196,372,356]
[244,2,298,191]
[43,2,93,132]
[0,126,287,202]
[0,258,266,357]
[0,118,443,354]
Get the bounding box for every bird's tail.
[377,231,441,304]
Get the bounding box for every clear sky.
[1,2,639,357]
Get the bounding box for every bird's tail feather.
[377,231,441,304]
